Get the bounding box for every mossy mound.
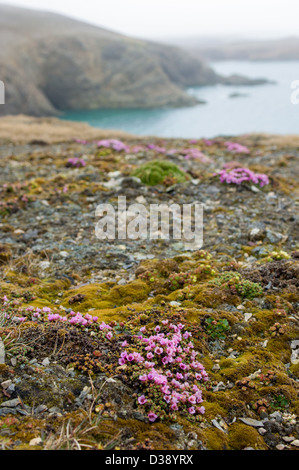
[132,160,188,186]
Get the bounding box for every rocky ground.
[0,129,298,450]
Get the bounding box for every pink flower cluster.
[67,157,86,168]
[147,144,167,154]
[224,141,250,154]
[119,321,208,422]
[218,168,269,187]
[1,298,113,338]
[97,139,129,152]
[182,148,212,163]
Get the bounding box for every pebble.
[42,358,50,367]
[6,384,15,394]
[282,436,295,442]
[29,437,42,446]
[212,419,227,433]
[169,301,181,307]
[35,405,48,414]
[239,418,263,427]
[0,398,21,408]
[0,407,17,416]
[0,338,5,364]
[276,444,285,450]
[258,428,267,436]
[1,380,12,390]
[291,440,299,447]
[244,313,253,322]
[212,381,226,392]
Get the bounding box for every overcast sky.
[2,0,299,40]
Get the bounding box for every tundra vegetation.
[0,127,298,450]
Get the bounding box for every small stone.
[0,407,17,417]
[1,380,12,390]
[59,251,68,258]
[258,428,267,436]
[291,439,299,447]
[212,363,220,371]
[239,418,263,427]
[213,381,226,392]
[169,301,181,307]
[276,444,285,450]
[35,405,48,414]
[0,338,5,364]
[48,406,62,414]
[270,411,282,422]
[244,313,252,322]
[282,436,295,442]
[6,384,15,394]
[212,419,227,433]
[0,398,20,408]
[29,437,42,446]
[248,370,261,380]
[42,358,50,367]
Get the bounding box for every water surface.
[62,61,299,138]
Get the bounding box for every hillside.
[0,4,222,116]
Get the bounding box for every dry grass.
[0,114,138,145]
[0,250,44,280]
[250,133,299,148]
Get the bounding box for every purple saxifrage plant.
[119,321,208,423]
[218,168,269,187]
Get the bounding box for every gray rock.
[0,407,17,417]
[212,381,226,392]
[48,406,62,414]
[239,417,264,427]
[35,404,48,414]
[212,419,227,433]
[258,428,267,436]
[1,380,12,389]
[6,384,15,394]
[276,444,285,450]
[0,398,21,408]
[0,338,5,364]
[269,411,282,422]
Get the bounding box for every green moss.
[105,280,151,306]
[203,402,227,420]
[204,428,228,450]
[289,363,299,379]
[228,423,267,450]
[132,160,188,186]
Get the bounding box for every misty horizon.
[1,0,299,42]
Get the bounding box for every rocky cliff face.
[0,5,221,116]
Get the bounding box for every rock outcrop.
[0,5,221,116]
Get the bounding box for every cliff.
[0,5,221,116]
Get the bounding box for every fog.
[2,0,299,40]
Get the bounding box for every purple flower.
[148,412,158,423]
[138,395,147,405]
